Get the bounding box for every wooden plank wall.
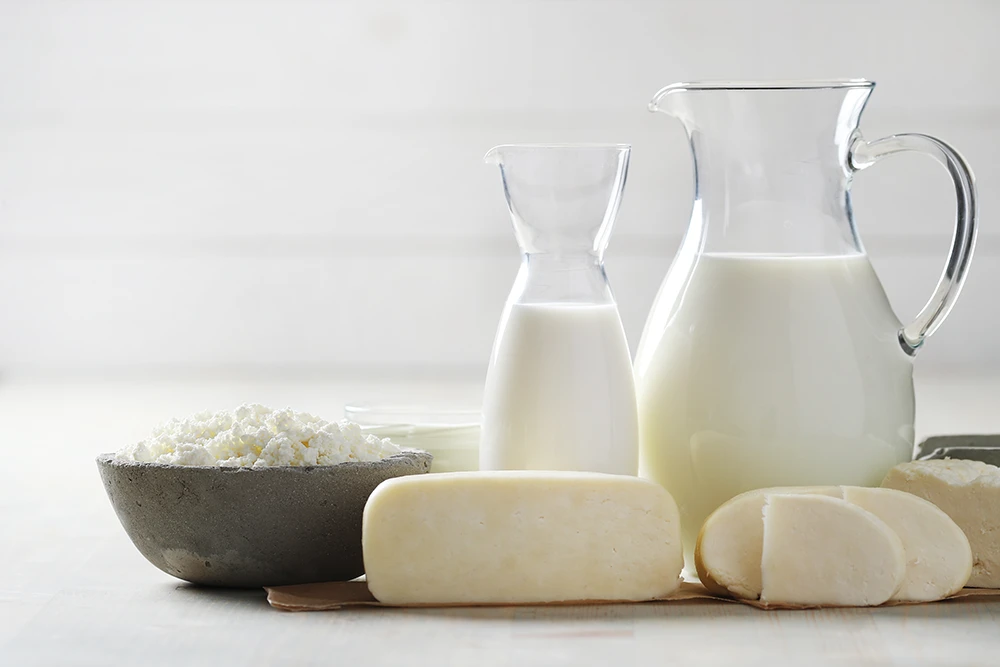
[0,0,996,376]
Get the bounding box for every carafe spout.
[482,144,630,258]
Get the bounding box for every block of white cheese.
[882,459,1000,588]
[695,486,841,599]
[841,486,972,601]
[362,471,684,605]
[760,494,905,606]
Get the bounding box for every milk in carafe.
[481,302,638,473]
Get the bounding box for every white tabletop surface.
[2,371,1000,667]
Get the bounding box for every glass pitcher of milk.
[480,144,638,475]
[634,80,978,561]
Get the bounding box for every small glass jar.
[344,404,480,473]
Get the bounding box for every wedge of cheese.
[362,471,684,605]
[760,494,905,606]
[841,486,972,600]
[694,486,841,599]
[882,459,1000,588]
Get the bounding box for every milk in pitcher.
[635,253,915,558]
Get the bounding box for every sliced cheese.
[760,494,905,606]
[840,486,972,601]
[362,471,684,605]
[694,486,841,599]
[882,459,1000,588]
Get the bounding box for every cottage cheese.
[115,403,403,467]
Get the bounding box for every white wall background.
[0,0,996,377]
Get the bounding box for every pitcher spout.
[483,145,502,165]
[648,83,689,115]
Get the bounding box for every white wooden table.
[2,372,999,666]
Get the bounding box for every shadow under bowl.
[96,451,432,588]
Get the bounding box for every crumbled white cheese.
[115,403,403,467]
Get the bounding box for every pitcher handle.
[850,133,978,355]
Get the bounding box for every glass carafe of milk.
[480,144,638,475]
[635,80,978,561]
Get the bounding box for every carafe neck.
[485,143,629,306]
[510,253,615,305]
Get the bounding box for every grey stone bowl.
[96,451,432,588]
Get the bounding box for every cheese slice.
[362,471,684,605]
[840,486,972,601]
[882,459,1000,588]
[760,494,905,606]
[694,486,841,599]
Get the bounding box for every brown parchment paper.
[265,579,1000,612]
